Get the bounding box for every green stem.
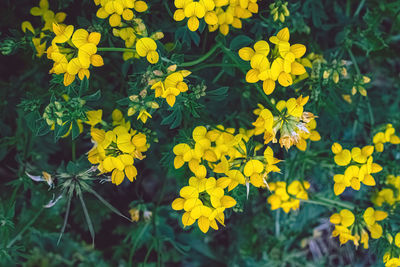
[354,0,366,17]
[347,48,375,126]
[299,198,339,209]
[97,47,135,52]
[218,43,281,114]
[275,209,280,237]
[346,0,350,17]
[315,196,355,210]
[163,1,173,18]
[347,48,360,75]
[7,208,44,248]
[178,43,222,67]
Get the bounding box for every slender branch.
[347,48,360,75]
[97,47,135,52]
[315,196,355,209]
[178,43,222,67]
[354,0,366,17]
[347,48,374,126]
[218,43,280,114]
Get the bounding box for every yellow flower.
[52,24,74,44]
[88,113,148,185]
[330,209,355,227]
[184,2,206,31]
[137,108,152,123]
[172,176,236,233]
[85,109,103,127]
[267,180,309,213]
[373,124,400,152]
[363,207,388,226]
[136,37,159,64]
[30,0,49,17]
[244,159,265,187]
[351,146,374,163]
[333,148,351,166]
[129,208,140,222]
[21,21,35,34]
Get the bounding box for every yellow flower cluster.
[173,0,259,35]
[253,95,318,150]
[239,28,307,95]
[87,109,149,185]
[373,124,400,152]
[351,75,370,96]
[384,234,400,267]
[21,0,67,57]
[94,0,163,64]
[127,94,159,124]
[374,175,400,207]
[47,24,104,86]
[171,176,237,233]
[269,1,290,23]
[112,19,163,62]
[331,142,382,195]
[330,208,387,249]
[295,117,321,151]
[323,59,348,84]
[267,180,310,213]
[94,0,148,27]
[172,125,282,232]
[173,126,281,188]
[150,68,191,107]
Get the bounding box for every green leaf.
[71,120,80,140]
[207,87,229,101]
[66,161,77,174]
[54,121,71,141]
[229,35,253,50]
[79,77,89,96]
[161,106,182,129]
[83,90,101,102]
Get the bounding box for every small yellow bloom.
[136,37,159,64]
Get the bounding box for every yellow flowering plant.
[2,0,400,266]
[239,27,308,95]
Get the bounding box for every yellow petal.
[330,213,341,224]
[238,47,254,61]
[172,198,185,210]
[334,149,351,166]
[198,216,210,233]
[374,210,388,221]
[331,143,342,154]
[147,50,159,64]
[111,169,125,185]
[245,69,260,83]
[109,13,121,27]
[243,160,264,176]
[363,207,375,225]
[277,72,292,87]
[124,165,137,181]
[136,37,157,57]
[187,16,200,31]
[340,209,355,227]
[71,29,89,48]
[290,44,306,58]
[220,195,236,208]
[182,212,195,226]
[134,1,148,12]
